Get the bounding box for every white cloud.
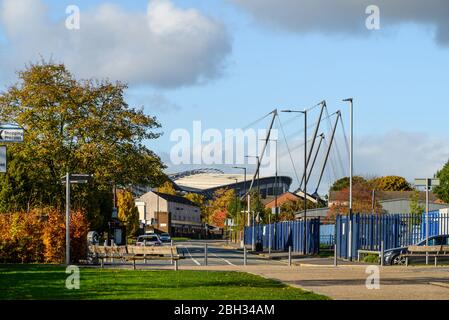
[0,0,231,87]
[231,0,449,45]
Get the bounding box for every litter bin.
[255,241,263,252]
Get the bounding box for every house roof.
[264,192,302,208]
[150,191,199,207]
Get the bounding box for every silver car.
[136,234,162,246]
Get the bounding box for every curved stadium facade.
[170,170,293,199]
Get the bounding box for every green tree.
[0,61,166,229]
[330,176,367,192]
[434,160,449,203]
[409,190,424,217]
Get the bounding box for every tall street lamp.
[282,109,308,255]
[61,173,93,265]
[233,166,247,243]
[245,155,260,251]
[262,138,278,256]
[342,98,353,260]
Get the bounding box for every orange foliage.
[0,208,89,263]
[328,182,383,220]
[211,210,227,228]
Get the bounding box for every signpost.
[61,173,93,265]
[0,124,24,175]
[0,146,6,173]
[0,128,24,143]
[414,178,440,265]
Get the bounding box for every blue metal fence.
[244,219,320,254]
[336,212,449,259]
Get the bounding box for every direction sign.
[414,178,440,187]
[0,146,6,173]
[0,128,24,142]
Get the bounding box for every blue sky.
[1,0,449,191]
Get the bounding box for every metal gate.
[244,218,320,254]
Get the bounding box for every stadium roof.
[173,173,247,191]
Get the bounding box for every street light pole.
[343,98,353,260]
[281,109,308,255]
[263,138,278,256]
[245,155,260,251]
[65,172,70,265]
[233,166,247,243]
[62,173,93,265]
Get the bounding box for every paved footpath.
[152,263,449,300]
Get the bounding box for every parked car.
[383,234,449,265]
[136,234,162,246]
[159,233,171,243]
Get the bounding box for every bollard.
[204,243,208,266]
[288,246,292,266]
[144,240,147,264]
[380,241,384,267]
[334,243,338,267]
[243,246,247,266]
[174,259,178,271]
[111,239,115,264]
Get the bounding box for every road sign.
[0,128,24,142]
[415,178,440,187]
[0,146,6,173]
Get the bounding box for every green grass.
[0,264,329,300]
[171,237,191,242]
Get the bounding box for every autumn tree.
[157,181,177,195]
[329,182,383,219]
[204,188,235,226]
[0,61,166,230]
[370,176,412,191]
[278,198,316,222]
[117,190,140,239]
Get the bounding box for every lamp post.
[415,178,440,265]
[61,173,93,265]
[245,155,260,251]
[282,109,308,255]
[342,98,353,260]
[233,166,247,242]
[262,138,278,256]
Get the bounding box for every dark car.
[159,233,171,243]
[383,234,449,265]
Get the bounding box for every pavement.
[99,240,449,300]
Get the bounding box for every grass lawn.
[0,264,329,300]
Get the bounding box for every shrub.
[0,208,89,263]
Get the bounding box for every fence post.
[334,243,338,267]
[243,246,247,266]
[204,243,208,266]
[288,246,292,266]
[380,240,384,267]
